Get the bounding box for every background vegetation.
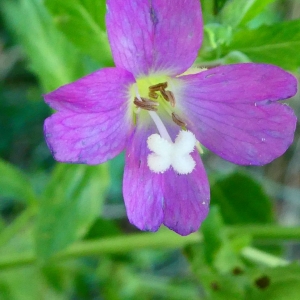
[0,0,300,299]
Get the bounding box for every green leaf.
[222,20,300,70]
[220,0,276,28]
[214,0,228,14]
[200,1,216,23]
[201,207,248,272]
[258,280,300,300]
[201,0,228,21]
[222,51,252,64]
[1,0,84,91]
[36,163,109,259]
[84,218,121,240]
[201,0,216,22]
[45,0,113,66]
[185,243,247,300]
[201,206,226,265]
[0,222,67,298]
[204,23,233,49]
[210,172,273,225]
[0,159,36,204]
[248,264,300,300]
[186,209,247,298]
[0,266,65,300]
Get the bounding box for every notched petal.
[106,0,203,76]
[43,67,135,164]
[44,67,135,113]
[44,110,133,165]
[162,152,210,235]
[179,64,298,165]
[123,122,210,235]
[123,124,164,231]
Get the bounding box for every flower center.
[132,76,186,129]
[134,76,174,114]
[131,75,197,174]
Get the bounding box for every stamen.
[132,83,172,142]
[134,83,142,100]
[158,88,176,108]
[172,112,186,127]
[160,89,169,101]
[196,141,204,154]
[134,97,158,111]
[149,82,168,92]
[165,90,175,107]
[148,111,172,142]
[141,97,156,103]
[148,91,159,99]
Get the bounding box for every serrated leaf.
[1,0,84,91]
[45,0,113,65]
[0,159,36,204]
[220,0,276,28]
[211,172,273,225]
[36,163,109,259]
[222,20,300,70]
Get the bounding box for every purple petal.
[44,68,135,113]
[123,123,164,232]
[123,122,210,235]
[162,151,210,236]
[106,0,203,77]
[180,64,297,103]
[44,68,135,164]
[177,63,297,165]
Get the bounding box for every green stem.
[0,253,35,269]
[241,247,289,267]
[56,229,200,259]
[227,225,300,240]
[0,230,200,270]
[133,274,200,300]
[1,225,300,270]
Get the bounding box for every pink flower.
[44,0,297,235]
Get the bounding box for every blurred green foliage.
[2,0,85,92]
[210,172,274,224]
[45,0,113,66]
[36,163,109,259]
[0,0,299,299]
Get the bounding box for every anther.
[172,112,186,127]
[141,97,158,104]
[148,91,159,99]
[165,90,175,107]
[134,97,158,111]
[160,89,169,101]
[149,82,168,92]
[160,90,176,107]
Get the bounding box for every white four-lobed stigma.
[147,130,197,174]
